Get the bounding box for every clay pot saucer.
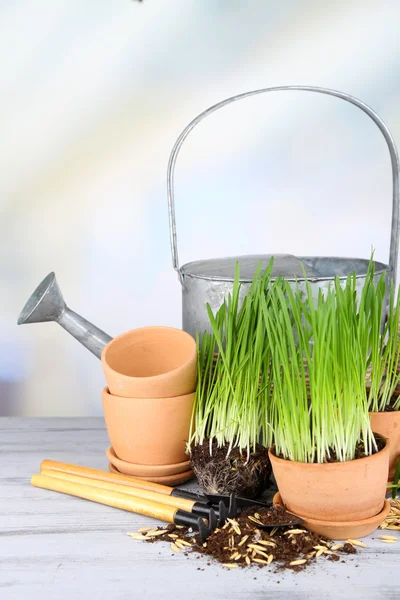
[109,462,194,485]
[273,492,390,540]
[106,446,191,477]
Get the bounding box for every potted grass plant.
[367,271,400,481]
[188,261,276,498]
[264,267,390,528]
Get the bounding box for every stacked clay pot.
[101,326,197,484]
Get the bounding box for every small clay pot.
[273,492,391,540]
[269,435,389,522]
[370,410,400,481]
[102,326,197,398]
[102,388,194,465]
[106,446,191,476]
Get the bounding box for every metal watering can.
[167,86,400,339]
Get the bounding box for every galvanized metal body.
[180,255,389,338]
[167,86,400,338]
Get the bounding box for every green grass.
[263,270,375,463]
[188,259,276,458]
[367,269,400,412]
[189,254,396,464]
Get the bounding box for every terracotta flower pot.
[102,326,197,398]
[268,436,389,522]
[370,411,400,480]
[102,387,194,465]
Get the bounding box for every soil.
[272,434,386,463]
[384,401,400,413]
[132,504,359,572]
[190,441,272,499]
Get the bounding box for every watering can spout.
[17,272,112,359]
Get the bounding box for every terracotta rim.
[273,492,390,527]
[102,326,196,381]
[108,462,194,484]
[106,446,191,476]
[269,433,388,468]
[102,387,195,404]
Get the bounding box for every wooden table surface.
[1,418,398,600]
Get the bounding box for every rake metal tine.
[228,494,238,518]
[217,500,228,527]
[209,507,218,531]
[197,517,211,543]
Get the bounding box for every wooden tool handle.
[41,469,195,512]
[40,460,174,495]
[31,474,178,522]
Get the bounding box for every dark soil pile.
[190,441,272,498]
[128,505,358,572]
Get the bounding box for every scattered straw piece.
[378,535,397,541]
[253,558,269,565]
[380,498,400,530]
[238,535,249,547]
[248,516,263,525]
[177,539,192,547]
[285,529,307,535]
[127,533,145,540]
[380,539,397,544]
[254,549,270,560]
[258,540,276,548]
[248,543,270,552]
[170,543,180,552]
[222,563,238,569]
[147,530,168,537]
[137,527,152,533]
[289,559,307,566]
[346,539,367,548]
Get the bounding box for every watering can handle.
[167,85,400,286]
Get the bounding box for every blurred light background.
[1,0,400,416]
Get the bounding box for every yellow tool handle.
[31,474,178,522]
[41,468,195,512]
[40,459,174,495]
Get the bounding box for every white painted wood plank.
[0,418,398,600]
